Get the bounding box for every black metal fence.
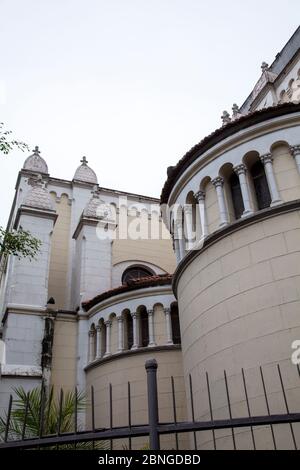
[1,360,300,450]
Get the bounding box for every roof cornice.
[83,274,173,312]
[160,103,300,204]
[13,205,58,229]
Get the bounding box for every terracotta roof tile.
[160,102,300,204]
[82,274,172,311]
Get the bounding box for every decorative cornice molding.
[84,344,181,372]
[0,364,43,378]
[14,206,58,229]
[72,214,116,240]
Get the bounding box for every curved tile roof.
[160,103,300,204]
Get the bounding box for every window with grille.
[122,266,153,284]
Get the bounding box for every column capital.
[117,316,124,323]
[131,311,139,319]
[104,320,112,327]
[290,145,300,157]
[184,205,193,215]
[194,190,205,202]
[147,309,154,317]
[164,307,171,315]
[234,163,247,176]
[212,176,224,188]
[88,330,94,337]
[96,324,102,332]
[260,153,273,165]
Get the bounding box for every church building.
[1,26,300,449]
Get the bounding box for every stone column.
[195,190,209,238]
[164,308,173,345]
[260,153,282,206]
[172,233,181,264]
[104,321,112,357]
[233,164,253,217]
[117,317,124,352]
[88,330,94,362]
[290,145,300,175]
[175,219,186,260]
[147,309,156,347]
[184,205,194,249]
[131,312,139,350]
[96,325,102,359]
[212,177,229,227]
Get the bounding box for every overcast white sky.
[1,0,299,227]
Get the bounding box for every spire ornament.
[23,145,48,174]
[73,157,98,184]
[231,103,243,121]
[221,111,231,126]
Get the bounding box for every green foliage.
[0,386,108,450]
[0,122,41,261]
[0,122,29,155]
[0,227,41,260]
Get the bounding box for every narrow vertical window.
[250,161,271,210]
[229,172,244,219]
[140,308,149,347]
[171,304,181,344]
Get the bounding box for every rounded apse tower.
[161,102,300,449]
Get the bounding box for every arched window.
[229,173,244,220]
[125,312,133,350]
[139,307,149,347]
[171,304,181,344]
[122,266,153,284]
[250,161,271,210]
[90,324,96,361]
[100,321,106,357]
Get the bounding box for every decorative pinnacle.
[221,111,231,125]
[261,62,269,73]
[232,103,240,116]
[33,145,40,155]
[80,156,88,165]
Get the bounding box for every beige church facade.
[1,27,300,450]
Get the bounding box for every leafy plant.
[0,122,29,155]
[0,386,108,450]
[0,227,42,260]
[0,122,41,262]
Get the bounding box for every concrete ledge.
[84,344,181,372]
[0,364,42,378]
